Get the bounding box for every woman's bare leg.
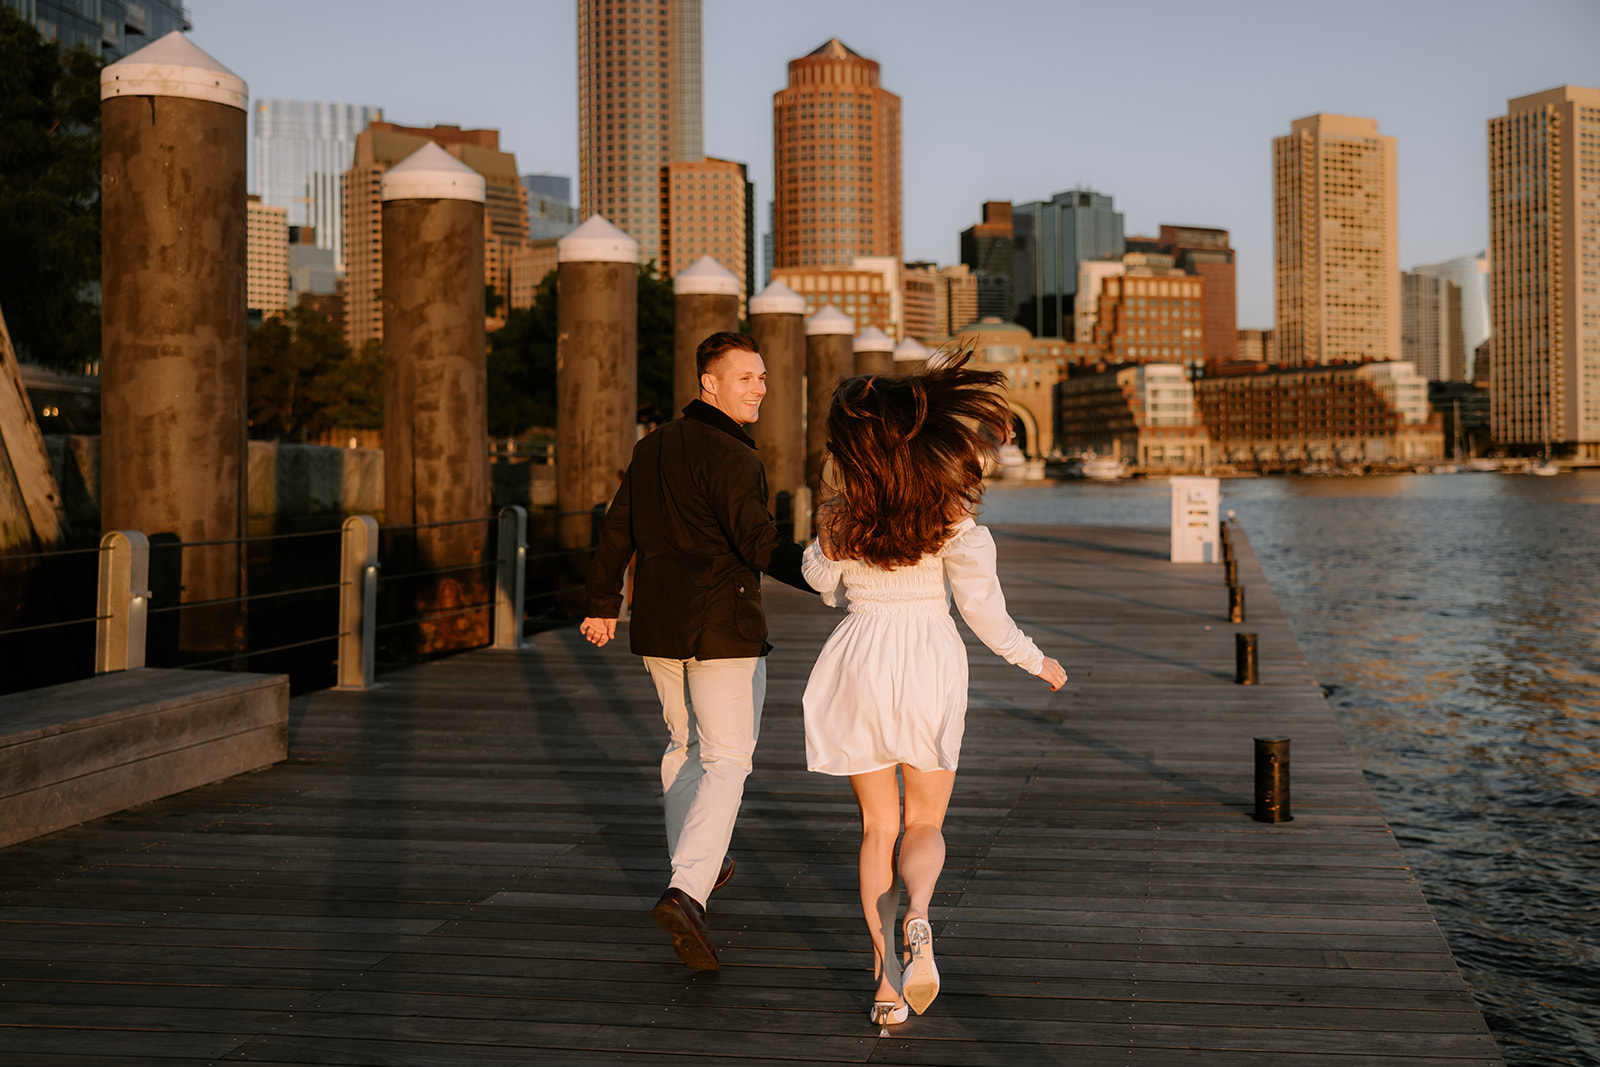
[849,766,904,1002]
[898,765,956,933]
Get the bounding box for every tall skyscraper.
[960,201,1015,322]
[1011,190,1125,340]
[1488,85,1600,456]
[663,157,754,305]
[576,0,703,269]
[1401,272,1464,381]
[252,100,383,270]
[1414,253,1489,378]
[772,39,902,270]
[5,0,188,59]
[1273,113,1399,366]
[342,123,528,350]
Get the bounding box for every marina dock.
[0,524,1502,1064]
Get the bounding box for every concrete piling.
[556,216,638,552]
[853,326,896,377]
[891,336,930,377]
[100,33,248,655]
[672,257,741,415]
[746,281,807,537]
[805,306,855,501]
[381,143,490,651]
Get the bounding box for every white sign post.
[1169,476,1221,563]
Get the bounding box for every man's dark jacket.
[586,399,808,660]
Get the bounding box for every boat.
[1079,453,1129,481]
[1524,459,1561,477]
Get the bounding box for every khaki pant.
[642,655,767,907]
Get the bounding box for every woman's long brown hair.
[823,347,1011,568]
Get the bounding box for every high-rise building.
[341,123,528,350]
[663,157,754,306]
[772,38,902,270]
[1413,253,1489,375]
[5,0,188,59]
[1401,272,1464,382]
[1274,113,1399,366]
[902,262,945,341]
[762,200,775,288]
[252,100,382,271]
[960,201,1015,322]
[576,0,703,268]
[246,196,289,318]
[1157,226,1236,364]
[943,264,978,336]
[521,174,577,240]
[1488,85,1600,456]
[1012,189,1125,340]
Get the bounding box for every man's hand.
[1036,657,1068,691]
[580,617,617,647]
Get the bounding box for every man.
[582,331,809,971]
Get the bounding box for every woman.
[801,353,1068,1028]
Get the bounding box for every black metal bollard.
[1228,584,1245,623]
[1253,736,1292,822]
[1235,632,1258,685]
[1224,558,1238,586]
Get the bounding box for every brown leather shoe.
[652,888,719,971]
[712,855,735,893]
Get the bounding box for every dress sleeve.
[802,540,847,607]
[941,521,1045,675]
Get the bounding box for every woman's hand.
[580,617,616,647]
[1036,657,1068,691]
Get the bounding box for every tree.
[246,307,378,441]
[0,8,102,370]
[485,264,676,438]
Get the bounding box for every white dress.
[801,517,1045,776]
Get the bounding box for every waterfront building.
[6,0,187,58]
[1195,361,1441,467]
[341,123,528,349]
[1487,84,1600,457]
[1401,271,1464,382]
[949,319,1095,459]
[1012,189,1125,340]
[663,156,754,306]
[252,100,383,271]
[246,196,289,318]
[772,38,902,270]
[773,258,899,339]
[577,0,703,268]
[960,201,1015,322]
[508,239,561,310]
[1157,225,1236,363]
[902,262,945,342]
[1414,253,1490,376]
[1236,328,1277,364]
[1091,272,1206,369]
[1274,113,1400,365]
[944,264,978,336]
[1074,260,1125,347]
[1056,364,1211,471]
[521,174,577,241]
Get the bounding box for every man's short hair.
[696,332,760,378]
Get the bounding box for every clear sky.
[195,0,1598,329]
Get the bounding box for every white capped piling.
[892,336,930,377]
[853,326,896,376]
[100,33,248,654]
[746,281,808,535]
[672,256,742,416]
[556,216,638,551]
[805,307,855,501]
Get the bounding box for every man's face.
[700,349,767,425]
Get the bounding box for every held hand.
[1036,657,1068,691]
[580,617,617,647]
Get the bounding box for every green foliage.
[247,307,379,440]
[0,8,103,369]
[485,263,677,438]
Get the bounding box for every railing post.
[495,505,528,649]
[334,515,379,690]
[95,530,149,673]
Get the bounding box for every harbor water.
[983,473,1600,1067]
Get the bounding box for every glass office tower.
[252,100,383,271]
[1012,189,1125,339]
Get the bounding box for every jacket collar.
[683,398,757,449]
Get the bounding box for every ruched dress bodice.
[800,518,1044,776]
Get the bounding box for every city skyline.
[192,0,1597,327]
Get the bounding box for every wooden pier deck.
[0,525,1503,1065]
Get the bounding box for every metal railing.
[2,504,607,694]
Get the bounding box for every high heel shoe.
[901,917,940,1014]
[869,1000,909,1032]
